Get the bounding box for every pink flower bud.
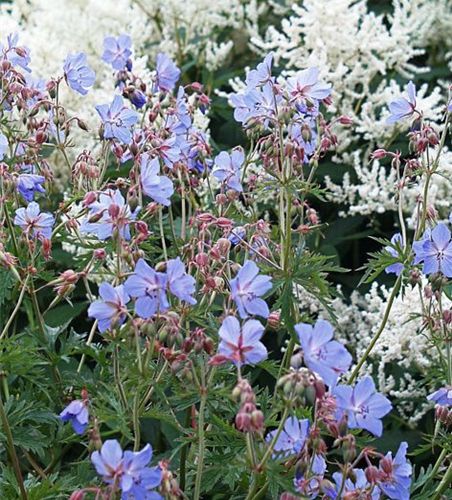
[93,248,107,260]
[83,191,97,207]
[208,354,230,366]
[371,149,387,159]
[338,116,353,125]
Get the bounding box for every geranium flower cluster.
[1,27,452,500]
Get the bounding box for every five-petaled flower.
[427,386,452,407]
[102,34,132,70]
[60,399,89,435]
[81,189,140,240]
[217,316,267,366]
[211,150,245,192]
[87,282,130,333]
[386,81,417,124]
[124,258,169,319]
[95,95,138,144]
[17,174,46,202]
[267,417,310,457]
[166,257,197,305]
[140,154,174,206]
[91,440,162,498]
[378,442,412,500]
[230,260,272,318]
[287,67,332,105]
[385,232,404,276]
[295,319,352,387]
[63,52,95,95]
[413,223,452,277]
[333,376,392,437]
[14,201,54,240]
[155,53,180,92]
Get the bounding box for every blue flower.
[91,440,162,499]
[2,33,31,72]
[166,257,197,305]
[294,454,327,498]
[333,376,392,437]
[95,95,138,144]
[121,446,163,500]
[385,233,404,276]
[217,316,267,366]
[24,74,46,108]
[230,260,272,319]
[102,34,132,70]
[129,89,147,109]
[17,174,46,202]
[212,150,244,192]
[245,53,274,88]
[230,82,280,126]
[81,189,139,240]
[63,52,95,95]
[124,258,169,319]
[427,386,452,407]
[155,53,180,92]
[153,134,181,169]
[326,469,379,499]
[387,81,417,124]
[295,319,352,387]
[60,400,89,435]
[0,132,8,160]
[14,201,54,240]
[140,154,174,206]
[266,417,310,457]
[378,442,412,500]
[287,68,331,104]
[413,223,452,277]
[88,282,130,333]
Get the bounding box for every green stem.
[258,406,290,469]
[348,273,402,385]
[179,406,192,491]
[133,393,141,451]
[422,448,447,493]
[193,390,207,500]
[0,394,29,500]
[0,275,30,341]
[159,206,168,261]
[432,460,452,500]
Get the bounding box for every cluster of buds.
[277,364,325,406]
[182,327,214,355]
[159,459,182,500]
[408,122,440,154]
[232,379,264,433]
[435,404,452,426]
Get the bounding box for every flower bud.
[267,311,280,330]
[69,491,86,500]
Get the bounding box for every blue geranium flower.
[266,417,310,457]
[295,319,352,387]
[230,260,272,319]
[333,376,392,437]
[166,257,197,305]
[60,400,89,435]
[217,316,267,366]
[17,174,46,202]
[386,81,417,124]
[155,53,180,93]
[211,150,245,192]
[87,282,130,333]
[102,34,132,70]
[140,154,174,206]
[95,95,138,144]
[63,52,95,95]
[413,223,452,277]
[124,259,169,319]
